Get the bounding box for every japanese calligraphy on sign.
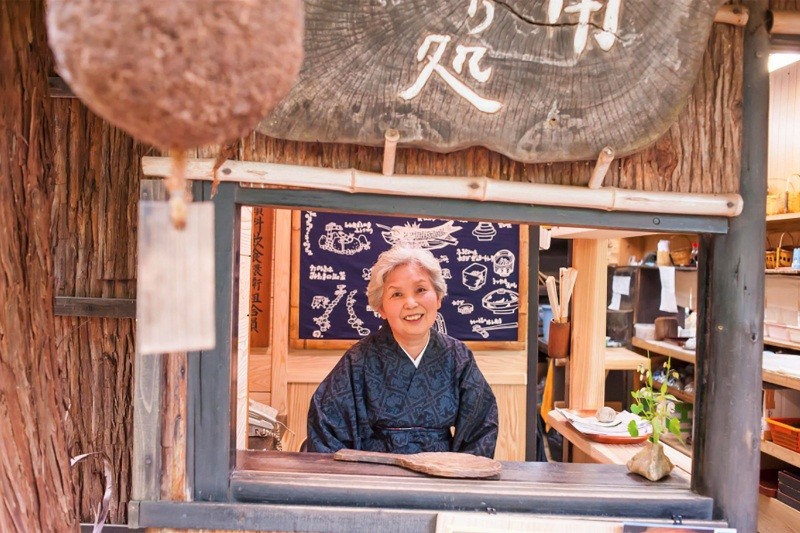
[259,0,725,163]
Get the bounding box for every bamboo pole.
[767,10,800,35]
[141,156,744,217]
[587,147,614,189]
[382,128,400,176]
[715,5,749,27]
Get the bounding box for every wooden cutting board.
[333,449,501,478]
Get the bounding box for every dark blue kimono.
[307,322,498,458]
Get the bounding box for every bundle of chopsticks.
[543,267,578,323]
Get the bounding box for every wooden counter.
[227,450,710,519]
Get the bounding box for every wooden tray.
[565,410,650,445]
[568,423,650,445]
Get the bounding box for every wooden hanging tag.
[137,201,215,354]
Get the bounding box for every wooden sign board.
[259,0,725,163]
[137,201,215,354]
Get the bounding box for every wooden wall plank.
[494,384,526,461]
[247,347,272,394]
[161,352,187,501]
[269,210,293,417]
[285,383,316,452]
[54,296,135,318]
[289,210,303,350]
[769,60,800,187]
[284,353,525,459]
[131,352,163,502]
[238,207,252,450]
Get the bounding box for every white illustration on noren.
[376,220,462,250]
[472,321,518,338]
[362,268,372,281]
[462,263,488,291]
[492,249,515,277]
[312,284,347,338]
[482,288,519,315]
[441,268,452,280]
[345,290,370,336]
[318,222,371,255]
[434,312,447,334]
[457,303,474,315]
[303,211,317,256]
[310,295,330,309]
[472,222,497,241]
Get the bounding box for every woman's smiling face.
[378,262,442,348]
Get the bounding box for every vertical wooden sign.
[136,201,215,354]
[249,207,273,348]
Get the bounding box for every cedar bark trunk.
[0,0,78,530]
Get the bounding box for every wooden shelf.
[631,337,696,364]
[767,212,800,224]
[763,368,800,391]
[764,337,800,351]
[545,410,692,477]
[636,264,697,272]
[759,493,800,533]
[653,379,695,404]
[766,268,800,276]
[635,336,800,391]
[761,440,800,469]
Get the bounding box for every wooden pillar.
[692,2,767,530]
[270,210,292,418]
[568,239,608,410]
[525,226,540,461]
[190,182,239,501]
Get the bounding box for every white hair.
[366,247,447,311]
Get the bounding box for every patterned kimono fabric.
[307,321,498,458]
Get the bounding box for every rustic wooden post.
[190,182,240,501]
[568,240,607,411]
[525,226,540,461]
[692,1,767,530]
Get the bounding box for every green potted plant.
[626,356,684,481]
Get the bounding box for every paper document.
[608,275,631,311]
[659,266,678,313]
[556,408,651,437]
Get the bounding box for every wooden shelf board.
[635,264,697,272]
[635,336,800,391]
[546,410,692,478]
[766,268,800,275]
[763,368,800,390]
[764,337,800,351]
[761,439,800,469]
[653,379,695,404]
[604,347,650,371]
[631,337,696,364]
[759,493,800,533]
[767,212,800,224]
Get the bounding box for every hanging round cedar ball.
[46,0,304,151]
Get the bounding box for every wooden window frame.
[131,180,728,529]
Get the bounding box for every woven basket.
[669,235,693,267]
[787,174,800,213]
[767,185,787,216]
[765,232,794,270]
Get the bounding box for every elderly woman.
[306,246,498,458]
